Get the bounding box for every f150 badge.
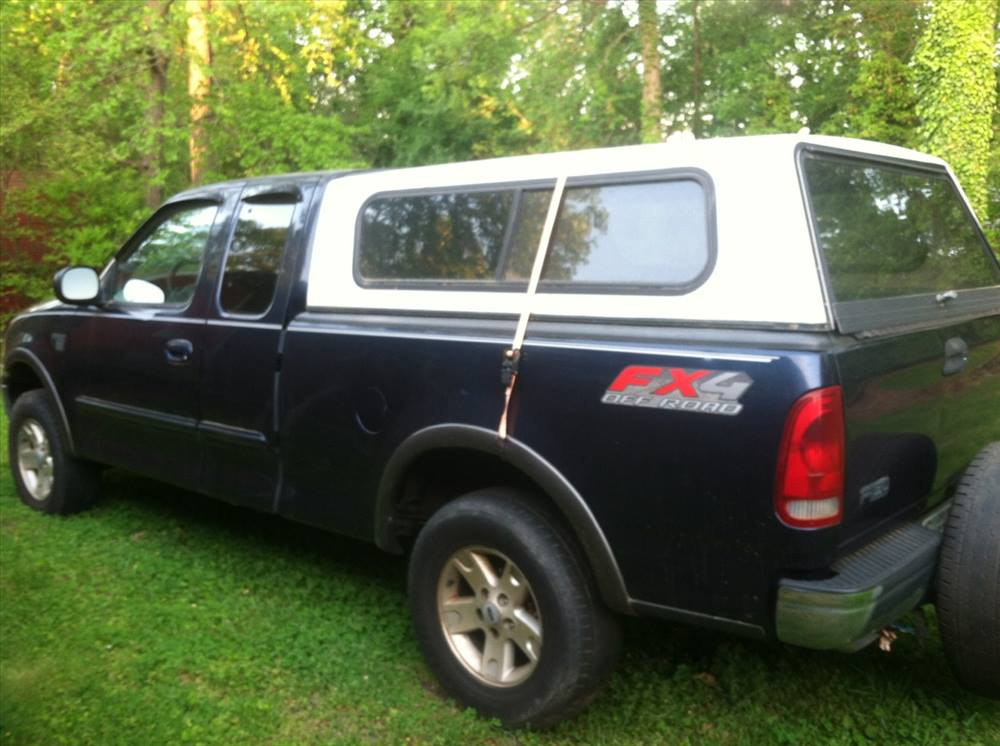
[602,365,753,416]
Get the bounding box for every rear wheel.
[408,488,621,728]
[8,390,101,514]
[935,442,1000,698]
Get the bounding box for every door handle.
[942,336,968,376]
[165,338,194,365]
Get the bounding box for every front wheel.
[8,390,101,514]
[407,488,621,728]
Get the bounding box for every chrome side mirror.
[53,266,100,305]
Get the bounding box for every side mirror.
[54,267,100,305]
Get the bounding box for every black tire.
[935,442,1000,698]
[8,390,101,514]
[408,488,622,728]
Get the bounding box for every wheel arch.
[374,423,631,614]
[3,348,76,455]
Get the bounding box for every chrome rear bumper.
[775,503,948,652]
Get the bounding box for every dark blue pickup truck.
[4,135,999,727]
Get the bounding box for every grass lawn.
[1,413,998,745]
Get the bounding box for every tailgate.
[834,319,1000,547]
[799,147,1000,550]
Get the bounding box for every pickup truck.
[4,134,999,727]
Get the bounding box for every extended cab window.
[110,202,219,306]
[358,176,712,291]
[802,154,999,302]
[220,200,295,316]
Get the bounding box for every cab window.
[109,202,219,306]
[219,200,296,316]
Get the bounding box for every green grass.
[2,415,998,745]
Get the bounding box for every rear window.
[357,175,713,291]
[802,153,998,302]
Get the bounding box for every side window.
[356,176,712,291]
[359,191,514,281]
[110,202,219,306]
[503,190,553,280]
[505,180,710,287]
[219,200,296,316]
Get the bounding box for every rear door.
[198,182,314,511]
[800,148,1000,548]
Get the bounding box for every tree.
[355,0,534,166]
[511,1,641,149]
[1,0,187,291]
[2,0,997,322]
[638,0,664,142]
[988,68,1000,246]
[142,0,173,208]
[912,0,998,217]
[186,0,213,184]
[203,0,366,177]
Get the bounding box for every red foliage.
[1,171,51,316]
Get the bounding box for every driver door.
[73,195,235,490]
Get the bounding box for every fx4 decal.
[602,365,753,416]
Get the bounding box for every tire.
[8,390,101,515]
[408,488,622,729]
[935,442,1000,698]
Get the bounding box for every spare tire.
[935,442,1000,698]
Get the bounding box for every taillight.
[774,386,845,529]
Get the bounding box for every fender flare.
[2,348,77,455]
[374,423,631,613]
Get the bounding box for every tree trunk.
[638,0,663,143]
[186,0,212,185]
[142,0,170,208]
[691,0,702,139]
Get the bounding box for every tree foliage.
[912,0,998,218]
[1,0,997,319]
[355,0,534,166]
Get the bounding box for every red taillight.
[774,386,845,529]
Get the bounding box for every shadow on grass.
[100,467,402,584]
